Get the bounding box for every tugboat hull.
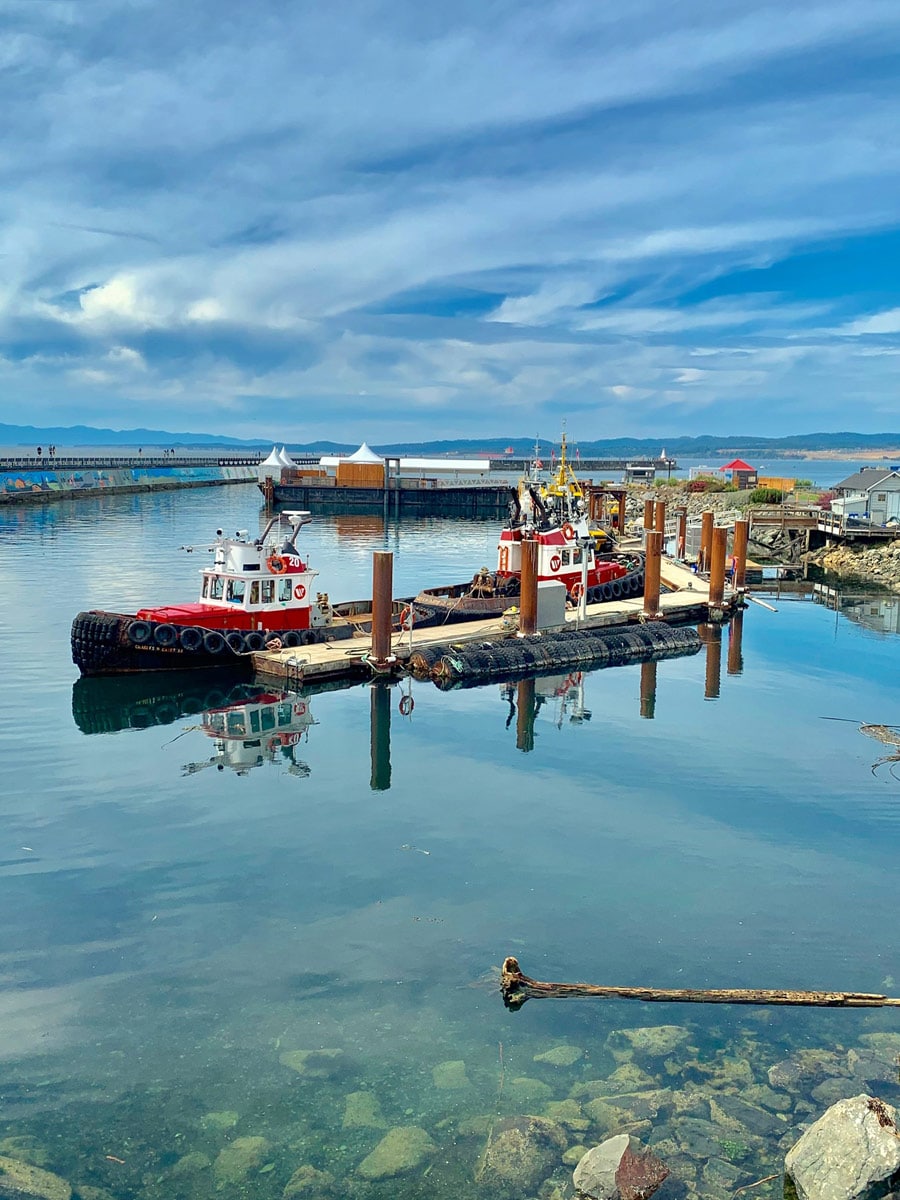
[71,610,353,677]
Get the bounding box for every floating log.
[499,957,900,1012]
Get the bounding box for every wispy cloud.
[2,0,900,437]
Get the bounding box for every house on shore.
[832,468,900,524]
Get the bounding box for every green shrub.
[749,487,784,504]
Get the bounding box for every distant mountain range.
[2,423,900,458]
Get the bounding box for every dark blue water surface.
[1,484,899,1200]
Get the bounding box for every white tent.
[258,446,283,479]
[347,442,383,463]
[277,445,296,467]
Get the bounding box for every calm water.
[1,484,899,1199]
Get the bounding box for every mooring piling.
[708,525,728,607]
[371,551,394,666]
[732,518,749,588]
[643,530,663,618]
[518,538,539,635]
[699,510,714,572]
[675,507,687,560]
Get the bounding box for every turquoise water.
[1,484,899,1199]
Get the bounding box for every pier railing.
[0,454,267,470]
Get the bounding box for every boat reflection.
[182,689,315,777]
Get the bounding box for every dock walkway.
[252,558,721,686]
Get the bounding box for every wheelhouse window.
[209,575,224,600]
[262,580,275,603]
[278,578,293,603]
[249,581,260,605]
[572,547,583,564]
[226,579,246,604]
[561,550,570,565]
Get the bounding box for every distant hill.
[2,423,900,457]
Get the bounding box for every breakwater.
[0,458,258,503]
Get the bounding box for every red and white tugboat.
[71,511,352,676]
[412,437,643,623]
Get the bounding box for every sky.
[3,0,900,443]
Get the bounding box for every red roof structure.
[719,458,755,471]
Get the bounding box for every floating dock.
[251,556,733,689]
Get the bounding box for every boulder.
[475,1116,567,1198]
[357,1126,435,1180]
[784,1094,900,1200]
[573,1134,669,1200]
[0,1159,71,1200]
[212,1137,271,1188]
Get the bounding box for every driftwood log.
[500,956,900,1012]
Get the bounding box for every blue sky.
[3,0,900,442]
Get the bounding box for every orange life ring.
[293,583,306,601]
[549,554,562,571]
[562,523,576,541]
[571,581,584,600]
[267,555,287,575]
[399,606,414,630]
[399,694,414,716]
[293,701,307,717]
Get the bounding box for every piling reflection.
[369,680,392,790]
[727,608,745,675]
[697,622,723,700]
[639,659,657,719]
[501,672,591,750]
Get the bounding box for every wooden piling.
[643,530,663,619]
[642,498,654,546]
[732,518,749,588]
[675,507,687,559]
[708,525,728,607]
[614,489,627,534]
[499,957,900,1012]
[653,500,666,536]
[519,538,538,636]
[371,551,394,665]
[699,510,714,572]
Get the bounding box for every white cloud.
[839,308,900,336]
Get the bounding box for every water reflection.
[182,689,315,778]
[813,583,900,636]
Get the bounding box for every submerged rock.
[279,1048,345,1078]
[535,1044,583,1068]
[506,1076,554,1104]
[606,1026,691,1064]
[212,1136,271,1188]
[357,1126,435,1180]
[784,1093,900,1200]
[200,1111,239,1132]
[342,1090,387,1130]
[475,1115,567,1198]
[283,1164,335,1198]
[432,1059,471,1089]
[0,1157,71,1200]
[169,1152,212,1177]
[572,1134,669,1200]
[0,1143,48,1171]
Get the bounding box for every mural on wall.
[1,466,255,496]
